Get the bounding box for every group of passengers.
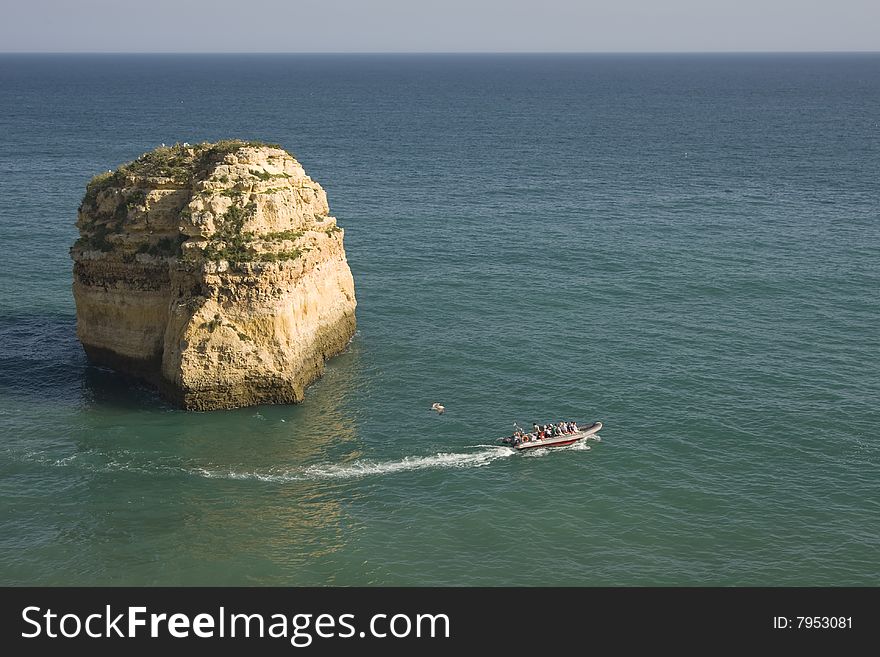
[529,421,579,441]
[504,421,579,445]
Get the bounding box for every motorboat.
[502,421,603,451]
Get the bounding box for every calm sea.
[0,54,877,585]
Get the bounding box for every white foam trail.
[190,447,516,483]
[306,448,514,480]
[190,466,291,482]
[521,437,597,457]
[12,434,600,483]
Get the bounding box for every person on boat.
[571,421,578,432]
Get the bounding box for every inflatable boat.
[502,421,603,451]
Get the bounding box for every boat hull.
[513,421,602,451]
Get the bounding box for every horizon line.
[1,50,878,56]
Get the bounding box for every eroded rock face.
[71,141,357,410]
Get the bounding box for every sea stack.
[71,141,357,410]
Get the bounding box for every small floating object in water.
[431,402,445,414]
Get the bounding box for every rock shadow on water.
[0,311,169,412]
[0,312,194,413]
[0,312,89,406]
[79,364,176,412]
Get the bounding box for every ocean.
[0,53,877,585]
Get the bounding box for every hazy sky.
[1,0,878,53]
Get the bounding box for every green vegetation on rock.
[82,140,285,202]
[249,169,291,181]
[263,229,304,241]
[81,171,123,210]
[196,203,304,267]
[77,141,310,269]
[136,234,187,257]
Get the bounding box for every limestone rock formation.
[71,141,357,410]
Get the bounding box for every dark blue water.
[0,54,878,585]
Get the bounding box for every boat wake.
[7,434,599,484]
[520,434,599,457]
[191,447,516,482]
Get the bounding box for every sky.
[1,0,878,53]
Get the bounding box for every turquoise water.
[0,54,878,585]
